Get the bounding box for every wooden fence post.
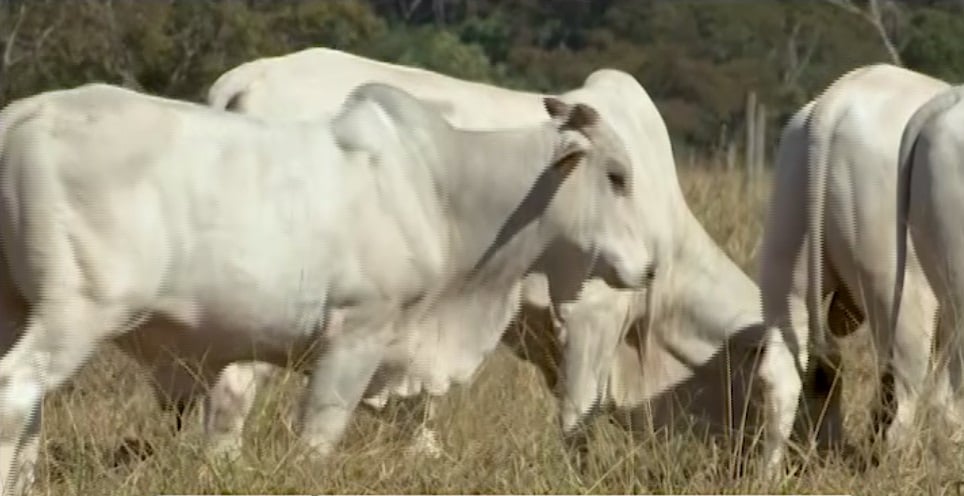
[745,91,757,187]
[755,101,767,178]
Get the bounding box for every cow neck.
[660,207,763,343]
[442,123,561,286]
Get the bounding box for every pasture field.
[29,167,963,495]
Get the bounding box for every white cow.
[203,47,844,465]
[757,63,950,473]
[894,85,964,440]
[0,81,651,496]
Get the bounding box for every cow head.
[541,96,653,291]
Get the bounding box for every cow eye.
[607,171,627,194]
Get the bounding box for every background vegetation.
[2,0,963,161]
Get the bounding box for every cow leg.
[297,307,391,457]
[857,261,936,451]
[803,288,860,454]
[934,304,964,441]
[928,309,964,443]
[0,341,37,496]
[0,329,41,496]
[1,296,125,496]
[202,361,276,458]
[927,269,964,443]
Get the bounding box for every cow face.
[542,97,653,291]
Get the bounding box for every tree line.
[1,0,962,163]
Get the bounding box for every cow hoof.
[297,435,336,462]
[762,458,787,484]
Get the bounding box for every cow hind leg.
[932,284,964,442]
[806,288,860,454]
[1,296,127,496]
[863,267,936,452]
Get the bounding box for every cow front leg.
[2,296,125,496]
[297,308,390,457]
[203,361,276,458]
[0,329,40,496]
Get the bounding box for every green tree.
[901,7,964,82]
[366,26,500,84]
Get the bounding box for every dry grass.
[26,167,964,495]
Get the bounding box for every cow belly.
[115,307,326,376]
[112,275,332,372]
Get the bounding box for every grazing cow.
[204,47,844,465]
[894,85,964,440]
[757,63,949,473]
[0,81,651,496]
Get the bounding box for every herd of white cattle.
[1,46,964,495]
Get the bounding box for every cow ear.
[543,97,570,120]
[551,149,585,178]
[562,103,599,132]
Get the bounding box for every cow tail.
[805,97,833,363]
[891,88,961,344]
[206,66,254,112]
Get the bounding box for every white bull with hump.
[201,47,844,464]
[0,80,652,496]
[757,63,953,473]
